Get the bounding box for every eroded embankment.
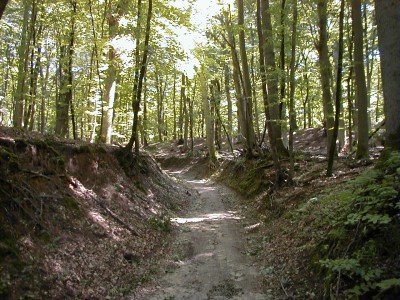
[0,128,188,299]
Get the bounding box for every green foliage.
[148,213,172,232]
[316,152,400,297]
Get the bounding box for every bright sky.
[113,0,234,78]
[176,0,234,77]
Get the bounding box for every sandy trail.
[134,168,269,300]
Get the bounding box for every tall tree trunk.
[0,0,9,20]
[126,0,152,154]
[327,0,344,176]
[237,0,256,157]
[179,73,185,144]
[375,0,400,151]
[184,76,189,149]
[279,0,288,149]
[13,1,31,128]
[288,0,297,183]
[200,66,217,165]
[100,2,124,143]
[56,1,76,138]
[224,63,233,148]
[222,9,246,142]
[352,0,369,159]
[317,0,335,156]
[257,0,284,185]
[260,0,288,158]
[172,71,177,140]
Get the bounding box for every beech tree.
[352,0,369,159]
[375,0,400,151]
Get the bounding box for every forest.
[0,0,399,299]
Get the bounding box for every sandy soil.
[133,169,273,299]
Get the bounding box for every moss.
[50,156,65,168]
[62,196,80,212]
[77,145,96,155]
[0,148,20,172]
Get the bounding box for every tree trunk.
[327,0,344,177]
[172,71,177,140]
[200,66,217,165]
[375,0,400,151]
[224,64,233,148]
[260,0,288,158]
[0,0,9,20]
[13,1,31,128]
[352,0,369,159]
[237,0,256,157]
[126,0,152,154]
[55,1,76,138]
[317,0,335,156]
[288,0,297,183]
[100,2,124,144]
[257,0,284,185]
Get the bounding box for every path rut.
[134,173,269,299]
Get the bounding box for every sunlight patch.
[172,212,241,224]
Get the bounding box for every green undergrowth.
[305,152,400,298]
[219,158,273,198]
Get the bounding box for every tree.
[316,0,335,155]
[352,0,369,159]
[100,0,126,144]
[288,0,298,182]
[237,0,256,158]
[0,0,9,20]
[327,0,345,177]
[55,0,77,138]
[375,0,400,151]
[200,65,217,166]
[259,0,288,158]
[126,0,153,154]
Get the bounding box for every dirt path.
[134,171,270,299]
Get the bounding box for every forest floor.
[133,159,271,299]
[0,126,386,299]
[133,129,383,299]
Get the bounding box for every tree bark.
[237,0,256,157]
[13,1,31,128]
[375,0,400,151]
[288,0,297,183]
[327,0,344,177]
[260,0,288,158]
[317,0,335,156]
[257,0,284,185]
[200,66,217,165]
[352,0,369,159]
[126,0,152,154]
[0,0,9,20]
[55,1,76,138]
[100,1,124,144]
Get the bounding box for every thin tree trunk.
[375,0,400,151]
[260,0,288,158]
[352,0,369,159]
[0,0,9,20]
[200,66,217,165]
[288,0,297,183]
[237,0,256,157]
[126,0,152,154]
[257,0,284,185]
[13,1,31,128]
[327,0,344,176]
[317,0,335,156]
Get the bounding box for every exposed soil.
[0,126,190,299]
[0,126,385,299]
[133,166,274,299]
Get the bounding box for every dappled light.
[172,211,241,225]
